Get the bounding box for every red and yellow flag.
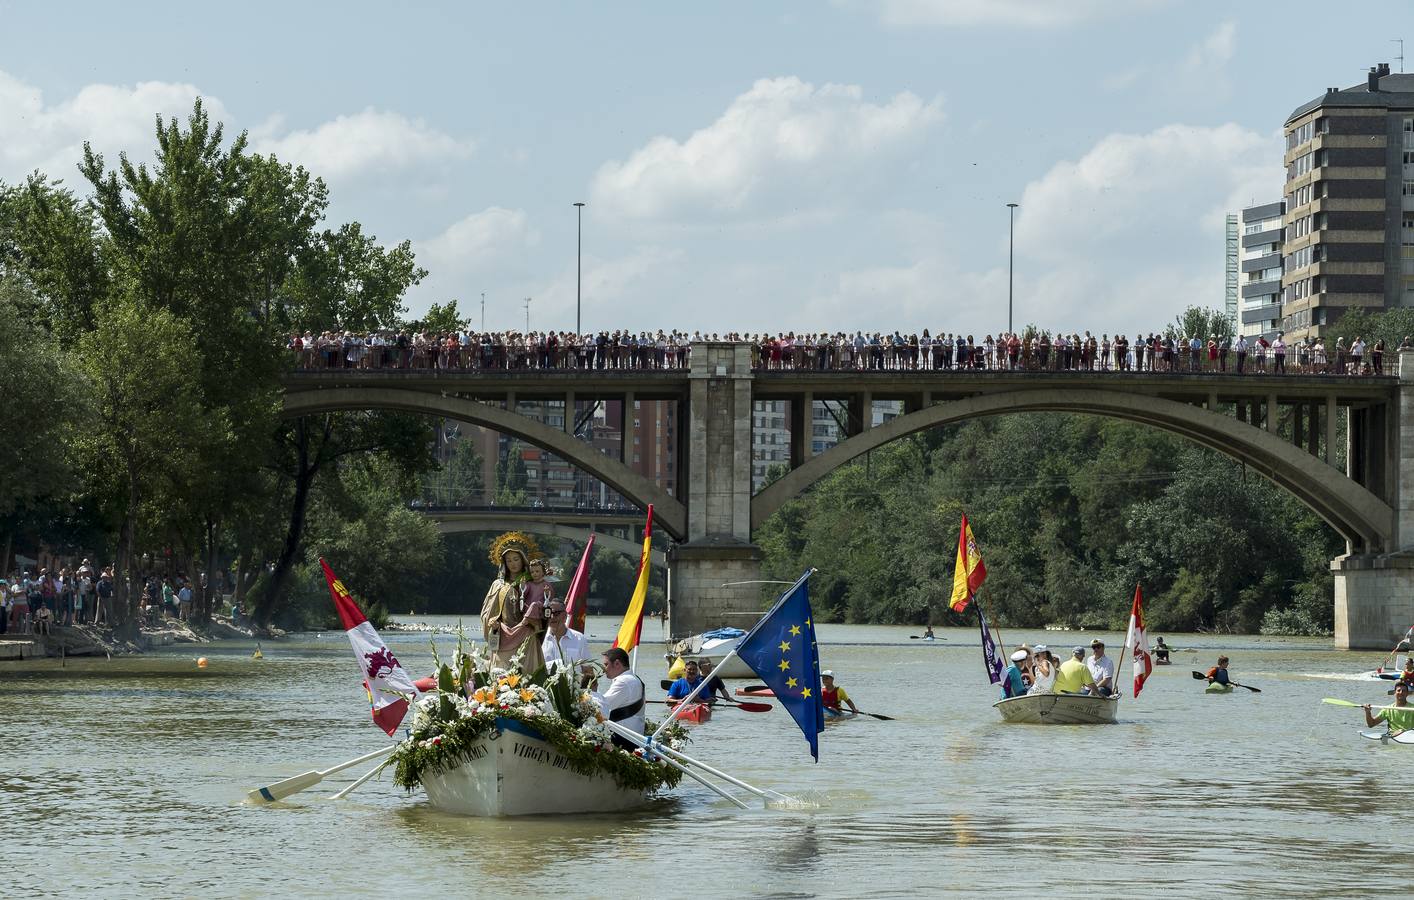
[949,514,987,613]
[612,505,654,653]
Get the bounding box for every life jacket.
[822,685,841,708]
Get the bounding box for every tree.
[419,299,464,334]
[495,451,529,506]
[423,432,485,505]
[77,297,208,633]
[1166,305,1233,342]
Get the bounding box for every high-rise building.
[1282,63,1414,338]
[1224,213,1239,325]
[1239,200,1285,338]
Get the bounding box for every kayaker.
[820,670,860,714]
[1206,656,1232,687]
[1087,640,1116,697]
[1001,650,1030,699]
[1054,647,1098,695]
[1365,680,1414,732]
[666,659,707,702]
[591,648,645,749]
[696,659,733,705]
[923,625,935,640]
[1154,637,1171,663]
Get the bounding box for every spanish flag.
[949,514,987,613]
[612,504,654,653]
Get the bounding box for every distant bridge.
[416,506,665,567]
[282,344,1414,648]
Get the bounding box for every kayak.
[736,686,775,697]
[993,693,1118,725]
[1205,682,1234,694]
[825,708,857,723]
[1361,728,1414,745]
[1154,658,1172,666]
[670,701,712,724]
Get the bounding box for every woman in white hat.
[1028,644,1057,695]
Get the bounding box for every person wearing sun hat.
[1027,644,1057,694]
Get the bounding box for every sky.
[0,0,1409,336]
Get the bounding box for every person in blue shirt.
[1206,656,1231,686]
[696,659,733,705]
[666,659,706,701]
[1001,649,1029,699]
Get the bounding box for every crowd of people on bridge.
[288,328,1412,376]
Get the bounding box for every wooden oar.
[1190,670,1261,693]
[247,745,396,803]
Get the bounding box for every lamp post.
[480,291,485,331]
[524,297,531,333]
[1006,203,1019,334]
[573,202,586,334]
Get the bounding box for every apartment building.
[1239,200,1285,339]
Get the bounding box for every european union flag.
[736,573,825,761]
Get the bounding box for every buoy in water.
[197,657,209,668]
[252,642,263,660]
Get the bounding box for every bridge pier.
[669,342,763,637]
[1333,350,1414,648]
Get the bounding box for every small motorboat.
[993,693,1118,725]
[1205,682,1234,694]
[666,627,753,678]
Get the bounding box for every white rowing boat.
[421,718,653,816]
[993,693,1119,725]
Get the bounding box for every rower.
[1154,636,1171,663]
[697,659,732,705]
[666,659,706,703]
[923,625,936,640]
[1365,680,1414,732]
[820,670,860,714]
[1206,656,1231,687]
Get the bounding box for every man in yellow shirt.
[1053,647,1097,694]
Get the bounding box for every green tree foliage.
[422,432,484,505]
[1325,307,1414,355]
[1166,305,1233,342]
[757,414,1342,633]
[495,451,530,506]
[418,299,465,334]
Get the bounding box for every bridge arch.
[280,386,687,539]
[426,516,666,567]
[750,388,1393,550]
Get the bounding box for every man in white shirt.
[591,648,645,749]
[1087,639,1116,697]
[541,600,590,677]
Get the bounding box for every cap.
[1072,647,1085,656]
[821,670,835,678]
[1033,643,1049,653]
[1091,639,1105,647]
[1010,650,1029,662]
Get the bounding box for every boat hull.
[993,693,1118,725]
[668,636,754,678]
[421,718,651,816]
[671,702,712,724]
[1205,682,1234,694]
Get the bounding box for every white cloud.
[1184,20,1237,70]
[0,69,227,182]
[1009,122,1281,327]
[590,76,942,222]
[251,108,474,180]
[869,0,1168,28]
[410,207,541,311]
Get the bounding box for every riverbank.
[0,613,264,661]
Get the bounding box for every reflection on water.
[0,620,1405,896]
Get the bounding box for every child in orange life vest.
[820,671,860,715]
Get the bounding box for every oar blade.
[1190,671,1208,680]
[1322,698,1360,707]
[860,711,895,721]
[248,769,322,803]
[732,701,772,712]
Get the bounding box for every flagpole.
[650,567,815,741]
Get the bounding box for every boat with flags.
[993,692,1119,724]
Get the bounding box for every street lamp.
[573,202,586,334]
[480,291,485,331]
[1006,203,1019,334]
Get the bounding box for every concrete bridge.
[283,343,1414,648]
[416,505,666,567]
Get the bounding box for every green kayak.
[1205,682,1234,694]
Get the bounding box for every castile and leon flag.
[949,514,988,613]
[322,558,421,735]
[1124,584,1153,699]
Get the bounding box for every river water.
[1,616,1403,898]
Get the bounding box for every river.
[1,616,1402,898]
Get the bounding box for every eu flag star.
[786,677,798,688]
[778,659,790,671]
[789,625,801,636]
[802,687,812,698]
[779,640,790,652]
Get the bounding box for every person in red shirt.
[820,670,860,715]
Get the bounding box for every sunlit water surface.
[1,617,1402,898]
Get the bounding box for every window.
[1287,152,1314,180]
[1287,120,1316,150]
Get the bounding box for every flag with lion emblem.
[322,558,421,735]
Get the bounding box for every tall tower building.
[1225,213,1239,325]
[1282,63,1414,338]
[1239,200,1285,338]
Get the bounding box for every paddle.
[247,745,396,803]
[1190,670,1261,693]
[1323,697,1413,711]
[647,699,770,713]
[846,709,895,721]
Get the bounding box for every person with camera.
[591,648,645,750]
[541,599,590,678]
